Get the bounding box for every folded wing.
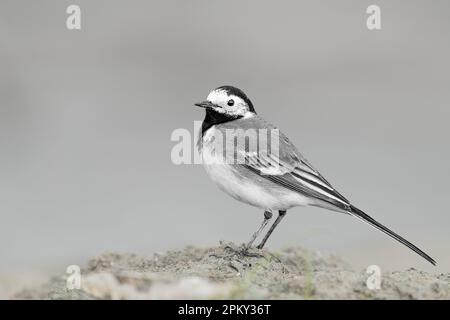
[239,132,351,212]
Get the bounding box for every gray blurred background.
[1,0,449,291]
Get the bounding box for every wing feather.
[230,122,350,210]
[219,115,350,210]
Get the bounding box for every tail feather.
[349,205,436,266]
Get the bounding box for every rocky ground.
[12,242,450,299]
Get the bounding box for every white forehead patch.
[207,89,228,103]
[207,89,246,106]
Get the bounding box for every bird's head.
[195,86,256,120]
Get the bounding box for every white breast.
[200,127,310,211]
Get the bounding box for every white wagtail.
[195,85,436,265]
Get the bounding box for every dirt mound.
[14,242,450,299]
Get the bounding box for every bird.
[195,85,436,265]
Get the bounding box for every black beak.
[194,101,216,109]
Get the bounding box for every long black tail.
[349,205,436,265]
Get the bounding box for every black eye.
[227,99,234,106]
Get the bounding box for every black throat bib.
[201,109,242,136]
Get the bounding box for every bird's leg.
[245,210,273,249]
[256,210,287,249]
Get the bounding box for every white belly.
[201,132,310,210]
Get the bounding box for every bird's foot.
[220,241,265,259]
[240,245,265,258]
